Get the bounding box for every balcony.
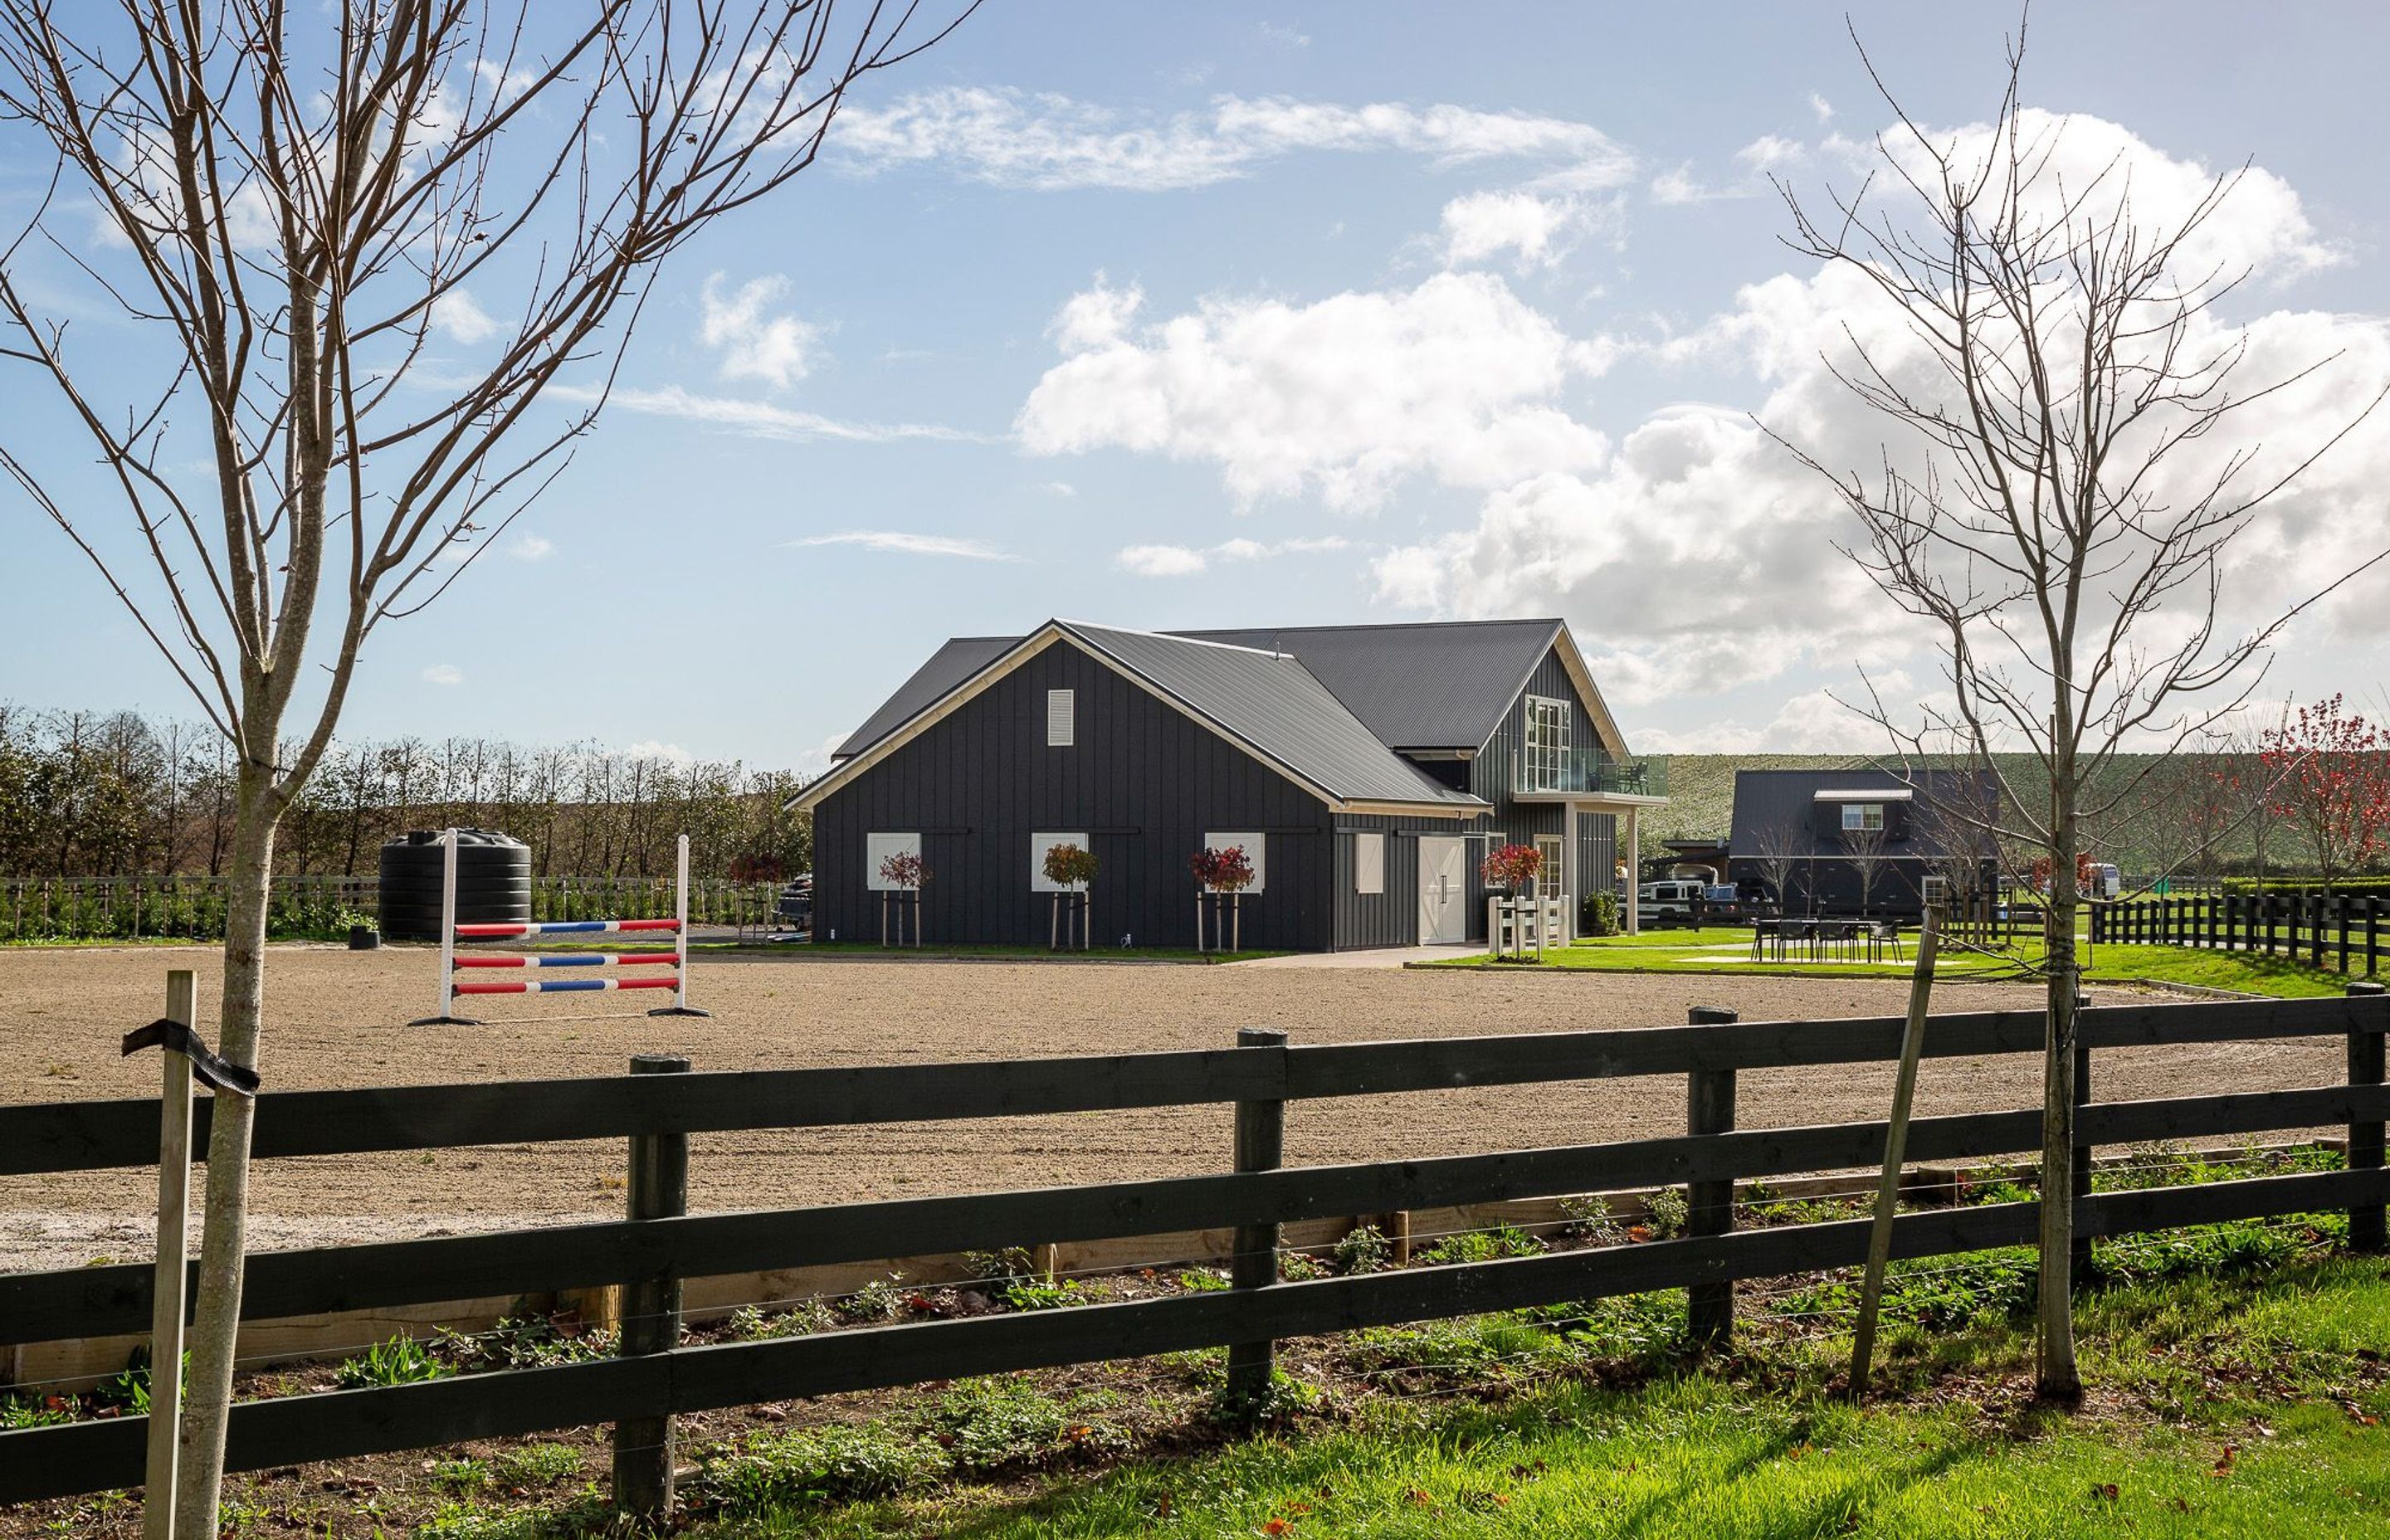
[1510,752,1668,801]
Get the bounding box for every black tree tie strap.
[121,1019,262,1098]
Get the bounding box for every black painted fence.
[1,989,2385,1508]
[2092,893,2387,977]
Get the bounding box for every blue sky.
[6,2,2389,771]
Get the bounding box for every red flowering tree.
[1481,843,1543,891]
[1043,842,1098,949]
[2263,694,2390,892]
[876,850,928,947]
[1191,845,1256,952]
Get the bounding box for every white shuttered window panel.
[1046,689,1075,747]
[1354,832,1385,894]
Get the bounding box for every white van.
[1637,880,1705,926]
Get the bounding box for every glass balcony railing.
[1510,752,1668,799]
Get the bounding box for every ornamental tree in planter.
[1481,843,1544,959]
[1043,842,1098,950]
[877,850,927,947]
[1190,845,1256,953]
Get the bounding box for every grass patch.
[780,942,1290,963]
[1425,924,2357,997]
[672,1252,2390,1538]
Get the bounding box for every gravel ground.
[0,943,2344,1271]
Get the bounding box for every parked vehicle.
[1637,880,1705,927]
[776,874,813,936]
[1700,884,1751,923]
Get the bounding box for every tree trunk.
[2036,797,2083,1399]
[173,764,277,1530]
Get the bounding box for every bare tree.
[0,2,972,1524]
[1844,816,1892,918]
[1745,816,1805,917]
[1773,21,2385,1396]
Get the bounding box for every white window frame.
[1354,831,1385,895]
[1203,831,1266,894]
[1046,689,1075,748]
[1841,802,1885,832]
[865,831,922,891]
[1031,831,1090,892]
[1523,694,1571,792]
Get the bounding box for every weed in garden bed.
[1332,1223,1392,1274]
[334,1333,451,1389]
[1415,1226,1545,1265]
[491,1442,585,1488]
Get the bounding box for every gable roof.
[1065,623,1482,807]
[1727,768,1998,856]
[836,616,1625,763]
[801,621,1490,816]
[1175,619,1568,752]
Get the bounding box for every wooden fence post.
[2339,894,2353,976]
[1685,1006,1738,1351]
[2349,982,2387,1255]
[144,970,195,1540]
[613,1053,690,1524]
[1225,1026,1288,1411]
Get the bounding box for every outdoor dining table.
[1750,918,1889,962]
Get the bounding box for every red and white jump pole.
[411,831,710,1024]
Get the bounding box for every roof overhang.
[1814,788,1915,802]
[1511,790,1671,810]
[791,622,1490,819]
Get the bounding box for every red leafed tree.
[2263,694,2390,891]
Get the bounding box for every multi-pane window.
[1523,696,1571,791]
[1841,802,1885,832]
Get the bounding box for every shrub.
[1559,1194,1627,1243]
[964,1246,1036,1284]
[1578,889,1621,937]
[1641,1187,1690,1240]
[1334,1224,1393,1275]
[834,1274,908,1323]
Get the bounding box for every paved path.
[1229,943,1486,968]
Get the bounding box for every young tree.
[1774,25,2385,1396]
[2264,694,2390,892]
[1745,816,1805,917]
[0,2,973,1525]
[1843,817,1893,917]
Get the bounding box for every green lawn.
[1425,925,2360,998]
[657,1255,2390,1539]
[768,941,1289,963]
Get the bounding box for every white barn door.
[1418,836,1466,944]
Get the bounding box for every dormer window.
[1841,802,1885,832]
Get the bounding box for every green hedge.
[2221,877,2390,896]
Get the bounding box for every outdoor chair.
[1872,921,1905,962]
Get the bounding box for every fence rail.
[1,988,2383,1508]
[0,875,783,943]
[2093,892,2387,977]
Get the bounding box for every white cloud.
[1040,480,1078,498]
[836,88,1632,194]
[1439,189,1617,270]
[1116,535,1349,577]
[422,664,463,686]
[1648,164,1731,206]
[505,534,554,562]
[563,383,982,443]
[1735,134,1806,173]
[699,273,820,390]
[1807,92,1835,124]
[431,290,501,344]
[791,530,1022,561]
[1256,22,1310,47]
[627,739,695,767]
[1019,271,1612,511]
[1378,112,2390,724]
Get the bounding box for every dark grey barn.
[795,618,1667,951]
[1724,768,1999,919]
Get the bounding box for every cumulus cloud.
[430,290,501,344]
[790,530,1022,561]
[422,664,463,686]
[627,739,695,767]
[1116,535,1349,577]
[699,273,820,389]
[1439,189,1619,270]
[1018,271,1612,511]
[1807,92,1836,124]
[836,88,1632,194]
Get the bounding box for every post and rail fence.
[2092,892,2386,977]
[0,987,2383,1512]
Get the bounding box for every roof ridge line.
[1056,618,1290,658]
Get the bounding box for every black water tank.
[378,829,532,942]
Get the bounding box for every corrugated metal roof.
[1730,768,1996,856]
[1061,622,1485,808]
[1178,618,1563,750]
[833,636,1014,759]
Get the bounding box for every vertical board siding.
[1331,814,1430,949]
[815,641,1338,950]
[1463,646,1614,941]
